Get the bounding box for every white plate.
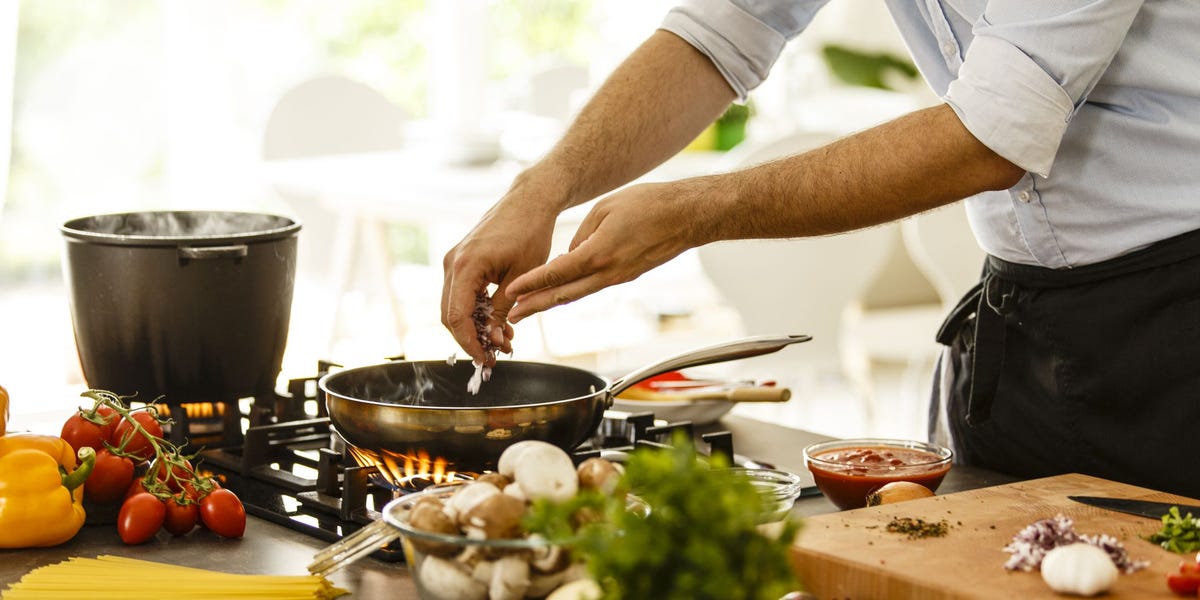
[609,398,734,425]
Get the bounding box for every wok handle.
[608,334,811,398]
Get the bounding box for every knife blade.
[1068,495,1200,520]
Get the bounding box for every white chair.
[261,75,409,355]
[696,129,897,406]
[838,202,984,435]
[842,203,983,365]
[901,201,984,309]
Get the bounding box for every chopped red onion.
[1003,514,1148,574]
[467,291,501,395]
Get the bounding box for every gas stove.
[172,361,776,563]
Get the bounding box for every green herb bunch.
[525,434,802,599]
[1148,506,1200,553]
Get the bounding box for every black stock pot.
[61,211,300,403]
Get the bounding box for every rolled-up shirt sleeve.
[944,1,1143,177]
[660,0,826,102]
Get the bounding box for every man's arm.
[504,103,1025,323]
[536,30,736,209]
[441,30,736,364]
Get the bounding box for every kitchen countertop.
[0,415,1017,599]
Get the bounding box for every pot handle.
[608,334,811,398]
[178,245,249,260]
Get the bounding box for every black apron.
[930,227,1200,499]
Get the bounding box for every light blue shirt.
[662,0,1200,268]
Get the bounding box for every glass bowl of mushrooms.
[388,441,637,600]
[390,486,582,600]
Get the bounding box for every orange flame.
[347,446,460,488]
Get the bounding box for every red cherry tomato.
[199,488,246,538]
[118,492,166,545]
[163,497,199,536]
[125,477,153,499]
[60,405,119,453]
[111,410,165,462]
[85,449,136,504]
[151,458,193,493]
[1166,561,1200,595]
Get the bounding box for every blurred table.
[261,149,728,357]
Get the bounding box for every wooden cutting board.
[790,473,1197,599]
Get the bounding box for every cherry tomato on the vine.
[85,449,136,504]
[111,410,164,462]
[118,492,166,545]
[125,476,155,499]
[163,496,199,536]
[60,405,119,453]
[151,458,193,493]
[199,488,246,538]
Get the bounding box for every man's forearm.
[523,30,737,212]
[688,103,1026,244]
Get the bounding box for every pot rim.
[61,210,300,246]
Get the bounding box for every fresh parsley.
[526,435,802,600]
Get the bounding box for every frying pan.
[320,334,809,469]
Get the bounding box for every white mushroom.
[408,498,463,558]
[545,578,602,600]
[576,458,621,496]
[418,556,487,600]
[462,493,527,540]
[497,440,555,478]
[512,444,578,502]
[444,481,502,524]
[502,482,527,503]
[489,554,531,600]
[526,570,568,599]
[456,545,488,570]
[469,558,495,586]
[528,535,570,574]
[475,472,511,489]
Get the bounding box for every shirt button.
[1017,190,1032,203]
[942,43,957,56]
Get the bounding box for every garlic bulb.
[1040,543,1118,596]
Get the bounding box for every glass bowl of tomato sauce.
[803,438,952,510]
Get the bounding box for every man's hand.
[441,178,562,365]
[506,179,710,323]
[440,31,735,362]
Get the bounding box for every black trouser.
[931,228,1200,499]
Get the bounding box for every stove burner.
[187,360,769,563]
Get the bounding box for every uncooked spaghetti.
[1,555,347,599]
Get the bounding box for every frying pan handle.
[608,334,811,397]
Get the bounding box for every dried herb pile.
[885,517,950,539]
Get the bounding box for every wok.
[320,334,810,469]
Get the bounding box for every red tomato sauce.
[808,446,950,510]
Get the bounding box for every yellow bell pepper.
[1,383,8,433]
[0,433,95,548]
